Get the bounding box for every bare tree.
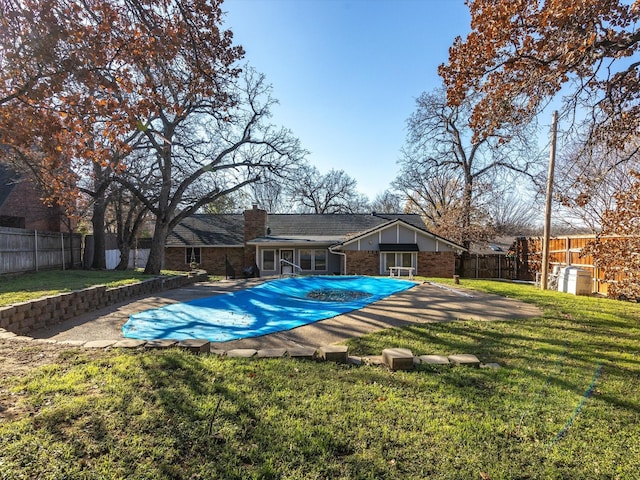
[486,189,540,236]
[244,174,289,213]
[400,88,542,249]
[117,70,305,273]
[394,161,463,232]
[288,165,369,214]
[554,137,640,232]
[371,190,406,214]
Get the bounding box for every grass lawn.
[1,279,639,479]
[0,269,189,306]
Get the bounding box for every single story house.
[165,205,465,278]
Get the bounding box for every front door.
[280,249,294,274]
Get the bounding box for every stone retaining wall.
[0,271,209,335]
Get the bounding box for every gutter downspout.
[329,245,347,275]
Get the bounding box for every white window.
[262,250,275,270]
[299,249,328,271]
[314,250,327,270]
[381,252,417,273]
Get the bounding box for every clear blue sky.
[223,0,471,200]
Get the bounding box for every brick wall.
[164,247,189,271]
[164,246,245,277]
[201,247,244,277]
[344,251,456,277]
[0,171,66,232]
[243,205,267,267]
[345,251,380,276]
[0,272,208,336]
[418,251,455,278]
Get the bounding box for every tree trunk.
[115,243,130,270]
[144,220,168,274]
[91,194,107,269]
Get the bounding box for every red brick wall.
[243,205,267,267]
[345,251,380,276]
[418,251,455,278]
[0,178,66,232]
[201,247,245,277]
[344,251,456,277]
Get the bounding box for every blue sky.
[223,0,471,200]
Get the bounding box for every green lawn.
[0,269,194,306]
[1,279,639,479]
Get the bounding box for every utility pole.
[541,110,558,290]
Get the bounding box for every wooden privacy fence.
[458,235,618,295]
[456,254,517,280]
[0,227,82,274]
[512,235,616,295]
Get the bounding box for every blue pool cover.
[122,275,417,342]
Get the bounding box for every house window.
[186,247,201,265]
[262,250,275,270]
[382,252,417,273]
[0,216,25,228]
[299,249,327,271]
[300,249,312,270]
[314,250,327,270]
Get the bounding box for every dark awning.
[379,243,419,252]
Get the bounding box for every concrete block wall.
[0,272,208,336]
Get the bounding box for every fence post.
[34,230,38,272]
[61,232,65,271]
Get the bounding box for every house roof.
[166,212,432,248]
[166,214,244,247]
[265,213,426,238]
[0,164,21,208]
[468,236,518,255]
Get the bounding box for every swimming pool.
[122,275,417,342]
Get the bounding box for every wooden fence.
[512,235,614,295]
[457,235,618,295]
[456,254,517,280]
[0,227,83,274]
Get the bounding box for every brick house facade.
[164,206,465,278]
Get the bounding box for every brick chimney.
[243,204,267,266]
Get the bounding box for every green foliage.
[1,280,639,479]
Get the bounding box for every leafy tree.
[2,0,304,274]
[0,0,77,106]
[440,0,640,149]
[583,171,640,300]
[399,88,540,249]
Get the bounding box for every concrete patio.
[27,278,542,351]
